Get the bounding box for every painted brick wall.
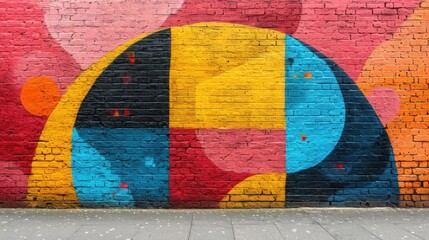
[1,0,428,208]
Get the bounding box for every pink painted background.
[0,0,424,206]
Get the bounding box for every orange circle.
[21,76,61,116]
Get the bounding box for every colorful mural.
[26,23,397,208]
[1,0,428,208]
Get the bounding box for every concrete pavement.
[1,208,428,240]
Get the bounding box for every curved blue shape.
[285,38,399,207]
[71,128,170,208]
[71,128,135,207]
[285,35,346,173]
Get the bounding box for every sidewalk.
[1,208,428,240]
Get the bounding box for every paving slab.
[276,222,335,240]
[360,223,424,240]
[319,222,378,240]
[68,225,138,240]
[133,223,191,240]
[190,224,234,240]
[1,224,80,240]
[233,224,284,240]
[397,223,429,240]
[191,211,231,226]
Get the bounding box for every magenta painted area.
[162,0,302,34]
[293,0,421,81]
[196,129,285,174]
[367,87,401,124]
[44,0,184,69]
[0,0,81,205]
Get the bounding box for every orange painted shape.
[357,0,429,206]
[304,72,312,78]
[20,76,60,117]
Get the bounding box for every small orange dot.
[293,74,298,78]
[20,76,60,117]
[304,72,312,78]
[128,52,136,64]
[109,109,120,116]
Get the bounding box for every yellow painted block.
[219,173,286,208]
[170,23,285,129]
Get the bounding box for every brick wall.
[1,0,428,208]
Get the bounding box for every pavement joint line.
[355,223,383,240]
[357,222,384,240]
[64,224,82,240]
[187,212,194,240]
[130,223,139,240]
[314,219,338,240]
[394,223,426,240]
[273,222,286,240]
[230,212,237,240]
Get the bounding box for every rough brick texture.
[0,0,428,208]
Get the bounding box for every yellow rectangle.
[170,23,286,129]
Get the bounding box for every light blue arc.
[285,35,346,173]
[71,128,170,207]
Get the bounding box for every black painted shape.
[286,40,399,207]
[75,29,171,128]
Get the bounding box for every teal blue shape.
[71,128,135,207]
[71,128,170,208]
[285,35,346,173]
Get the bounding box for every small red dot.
[120,182,128,189]
[109,109,120,116]
[128,52,136,64]
[336,163,344,169]
[122,75,132,84]
[123,109,131,116]
[300,134,307,141]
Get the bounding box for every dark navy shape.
[72,29,172,208]
[285,38,399,207]
[75,29,171,128]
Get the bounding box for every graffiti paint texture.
[1,0,428,208]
